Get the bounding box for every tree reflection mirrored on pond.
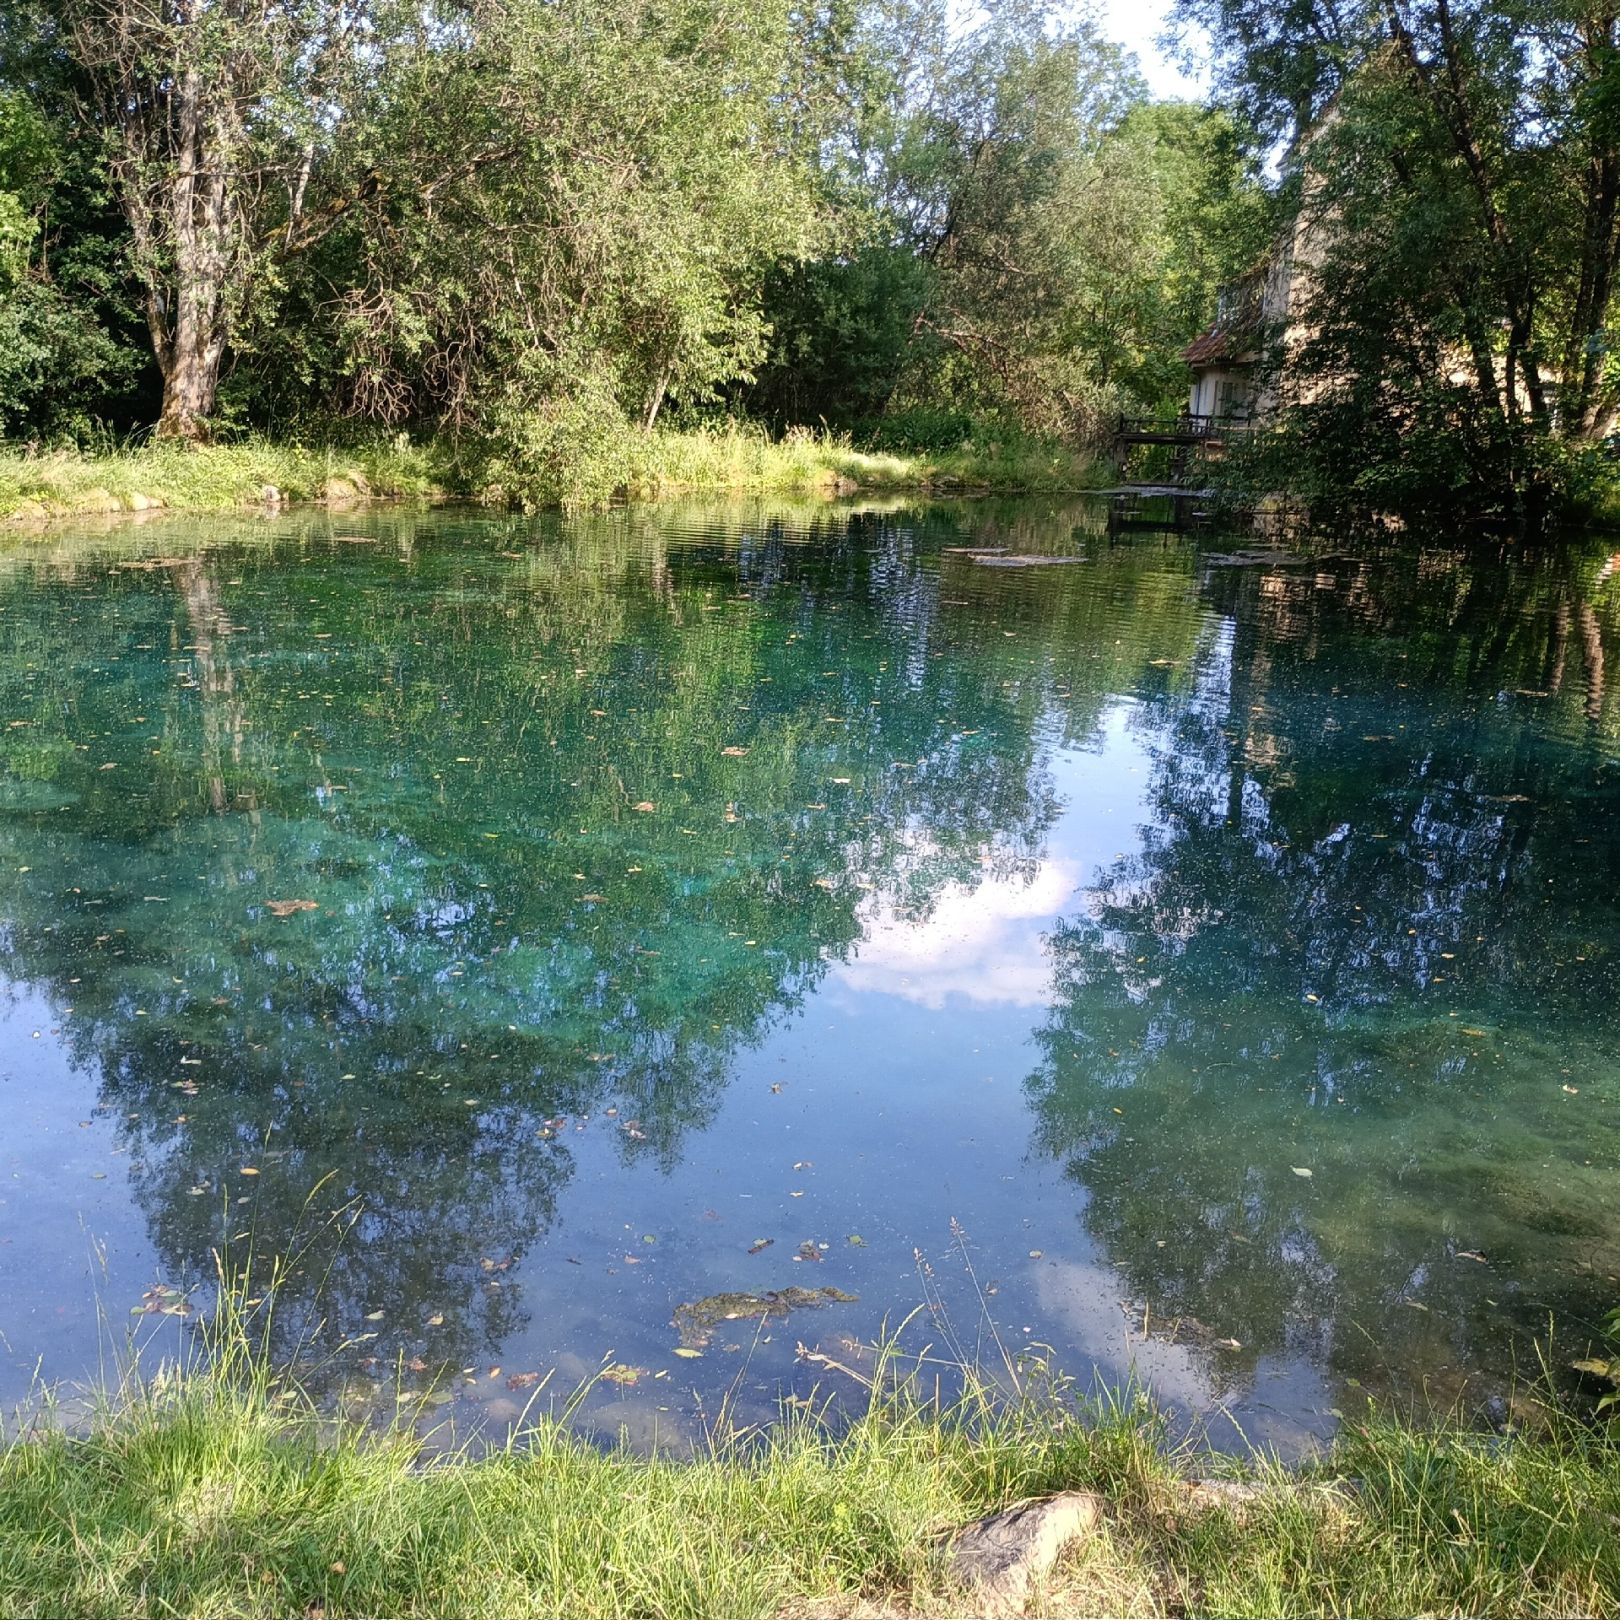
[0,503,1617,1436]
[1027,540,1620,1407]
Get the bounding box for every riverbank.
[0,427,1103,526]
[2,1355,1613,1619]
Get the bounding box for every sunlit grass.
[0,437,450,521]
[1,1273,1615,1618]
[0,424,1103,523]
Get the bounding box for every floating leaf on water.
[364,1309,384,1321]
[747,1238,774,1255]
[426,1313,445,1326]
[673,1347,703,1359]
[240,1166,260,1176]
[846,1234,866,1247]
[264,898,318,918]
[1291,1167,1313,1178]
[506,1371,542,1389]
[1028,1249,1044,1259]
[599,1364,644,1386]
[1213,1337,1243,1351]
[1571,1358,1615,1376]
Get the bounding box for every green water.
[1,499,1617,1450]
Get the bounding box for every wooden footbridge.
[1103,413,1249,534]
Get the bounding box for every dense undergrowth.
[0,424,1103,525]
[2,1301,1615,1619]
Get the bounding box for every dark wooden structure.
[1104,414,1251,536]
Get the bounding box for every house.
[1182,244,1302,426]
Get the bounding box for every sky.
[1092,0,1210,100]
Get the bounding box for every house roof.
[1182,329,1235,365]
[1182,327,1260,368]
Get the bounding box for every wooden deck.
[1112,412,1248,450]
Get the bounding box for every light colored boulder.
[948,1490,1105,1611]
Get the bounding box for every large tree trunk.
[156,307,227,439]
[153,67,233,440]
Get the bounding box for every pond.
[0,496,1617,1453]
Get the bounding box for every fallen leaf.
[631,802,656,813]
[748,1238,774,1255]
[673,1347,703,1359]
[721,746,750,757]
[265,899,318,918]
[1291,1167,1313,1178]
[506,1371,542,1389]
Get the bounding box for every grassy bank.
[0,439,451,522]
[0,425,1102,525]
[2,1353,1614,1619]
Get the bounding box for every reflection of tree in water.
[0,502,1160,1382]
[1026,544,1620,1402]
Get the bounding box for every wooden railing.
[1114,412,1252,441]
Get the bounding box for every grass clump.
[1,1311,1616,1620]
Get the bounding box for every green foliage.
[0,89,148,440]
[0,0,1276,472]
[1178,0,1620,515]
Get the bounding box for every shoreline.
[3,1353,1613,1618]
[0,431,1106,530]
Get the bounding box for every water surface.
[1,499,1617,1451]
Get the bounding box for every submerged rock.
[671,1286,856,1350]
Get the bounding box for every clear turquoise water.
[1,499,1617,1451]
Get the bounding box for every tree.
[743,2,1271,442]
[1176,0,1620,508]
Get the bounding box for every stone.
[947,1490,1105,1610]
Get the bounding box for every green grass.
[608,423,1103,503]
[0,438,450,522]
[0,424,1103,524]
[2,1321,1615,1619]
